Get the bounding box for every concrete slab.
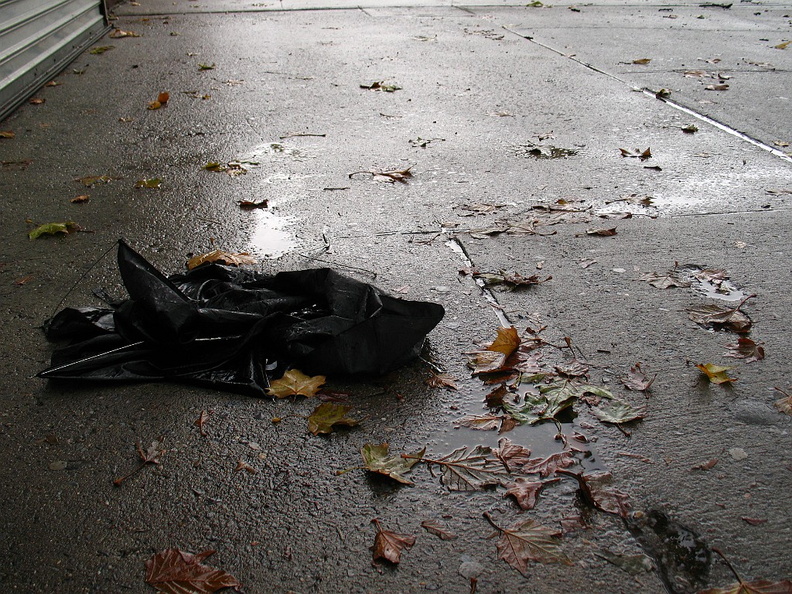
[0,3,790,593]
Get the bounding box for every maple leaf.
[424,445,509,491]
[424,372,459,390]
[592,400,646,424]
[420,519,458,540]
[504,477,558,510]
[487,326,520,357]
[371,518,415,564]
[696,363,737,385]
[687,295,754,333]
[639,270,691,289]
[361,443,424,485]
[145,548,241,593]
[28,221,80,240]
[495,438,532,472]
[520,451,575,478]
[484,513,572,574]
[266,369,326,398]
[187,250,257,270]
[307,402,359,435]
[620,362,656,391]
[725,337,765,363]
[114,440,165,486]
[700,548,792,593]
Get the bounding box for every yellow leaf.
[487,326,520,357]
[266,369,326,398]
[147,100,162,110]
[696,363,736,384]
[632,58,651,64]
[186,250,257,270]
[774,40,790,50]
[157,91,170,104]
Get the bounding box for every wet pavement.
[0,1,791,592]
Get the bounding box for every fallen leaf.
[424,445,509,491]
[705,84,730,91]
[484,384,508,408]
[360,81,402,92]
[773,387,792,415]
[198,63,216,70]
[619,147,652,160]
[28,221,80,240]
[29,97,45,105]
[421,519,457,540]
[76,174,114,186]
[234,460,256,474]
[194,410,210,436]
[592,400,646,424]
[89,45,114,54]
[700,578,792,593]
[349,167,413,183]
[307,402,359,435]
[504,477,556,510]
[724,337,764,363]
[266,369,326,398]
[467,350,507,375]
[0,131,14,139]
[655,88,672,98]
[145,548,242,593]
[774,40,791,50]
[640,269,690,289]
[484,513,572,574]
[632,58,651,64]
[361,443,424,484]
[371,518,415,564]
[520,451,575,478]
[741,517,768,526]
[692,458,718,470]
[584,227,618,237]
[114,440,164,486]
[579,259,597,268]
[238,199,268,210]
[186,250,256,270]
[70,195,90,204]
[696,363,737,385]
[620,362,656,391]
[487,326,521,357]
[456,414,513,432]
[687,296,754,333]
[425,372,459,390]
[495,437,532,472]
[134,178,162,188]
[109,29,140,38]
[14,275,33,286]
[474,271,552,290]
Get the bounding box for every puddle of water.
[680,264,748,302]
[237,142,304,167]
[249,210,296,258]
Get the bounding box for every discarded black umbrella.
[39,241,445,396]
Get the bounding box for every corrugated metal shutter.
[0,0,109,121]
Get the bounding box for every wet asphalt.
[0,1,791,592]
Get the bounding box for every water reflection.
[249,209,296,258]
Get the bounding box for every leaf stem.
[712,548,745,585]
[482,511,503,533]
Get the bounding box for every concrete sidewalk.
[1,2,790,592]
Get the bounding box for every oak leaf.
[307,402,359,435]
[187,250,257,270]
[144,548,241,593]
[371,518,415,564]
[361,443,424,484]
[266,369,325,398]
[484,513,572,574]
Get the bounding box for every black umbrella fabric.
[39,241,445,396]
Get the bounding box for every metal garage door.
[0,0,109,121]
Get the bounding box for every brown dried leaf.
[774,387,792,416]
[238,199,268,210]
[456,414,508,431]
[421,519,458,540]
[145,548,242,593]
[425,372,459,390]
[485,384,508,408]
[725,337,764,363]
[619,147,652,161]
[485,513,572,574]
[194,410,210,436]
[705,84,730,91]
[0,131,15,139]
[692,458,719,471]
[234,460,256,474]
[70,195,90,204]
[521,451,575,478]
[109,29,141,38]
[620,362,656,391]
[495,437,532,472]
[187,250,257,270]
[361,443,424,484]
[687,297,754,333]
[639,271,691,289]
[425,445,509,491]
[699,579,792,593]
[504,477,556,510]
[584,227,618,237]
[371,518,415,564]
[487,326,520,357]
